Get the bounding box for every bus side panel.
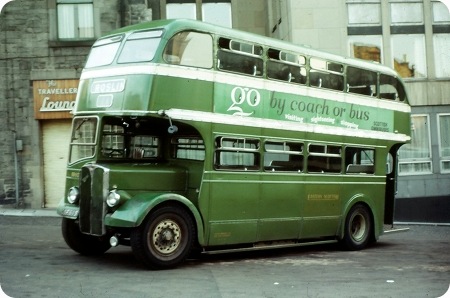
[300,176,342,239]
[149,73,214,112]
[205,172,259,246]
[257,174,303,241]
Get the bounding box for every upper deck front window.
[118,30,163,64]
[85,35,123,68]
[163,31,213,68]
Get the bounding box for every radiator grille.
[79,165,109,236]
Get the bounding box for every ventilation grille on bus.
[79,165,108,236]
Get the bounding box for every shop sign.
[33,79,79,119]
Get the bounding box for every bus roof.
[103,19,399,78]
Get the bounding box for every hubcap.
[351,214,367,242]
[152,219,181,255]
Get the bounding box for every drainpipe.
[13,131,23,207]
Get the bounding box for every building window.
[391,34,427,78]
[165,0,232,27]
[438,114,450,173]
[390,1,424,25]
[166,0,196,20]
[432,0,450,24]
[390,1,426,79]
[346,1,382,63]
[349,35,383,63]
[57,0,94,40]
[434,34,450,77]
[202,1,232,27]
[347,1,381,26]
[432,3,450,78]
[399,115,432,175]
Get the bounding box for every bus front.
[57,20,206,268]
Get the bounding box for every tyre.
[130,205,195,269]
[342,204,372,250]
[61,218,111,255]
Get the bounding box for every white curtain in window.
[57,3,94,39]
[57,4,76,39]
[434,34,450,78]
[401,115,430,159]
[439,115,450,157]
[78,4,94,38]
[399,115,432,174]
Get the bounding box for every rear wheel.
[342,204,372,250]
[131,205,195,269]
[61,218,111,255]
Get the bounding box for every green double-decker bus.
[57,19,411,269]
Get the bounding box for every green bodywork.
[58,19,411,249]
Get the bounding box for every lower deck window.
[172,137,205,161]
[307,144,342,173]
[214,137,260,170]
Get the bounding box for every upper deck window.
[118,30,163,64]
[217,38,263,76]
[346,67,377,96]
[379,74,406,101]
[85,35,123,68]
[163,31,213,68]
[310,58,344,91]
[267,49,307,84]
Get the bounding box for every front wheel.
[61,218,111,255]
[130,205,195,269]
[341,204,372,250]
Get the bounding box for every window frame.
[56,0,95,41]
[398,114,433,176]
[307,143,342,174]
[438,113,450,174]
[214,136,260,171]
[264,140,304,173]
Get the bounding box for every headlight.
[106,190,120,207]
[67,187,80,204]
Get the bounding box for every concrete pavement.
[0,208,59,217]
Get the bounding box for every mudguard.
[338,194,381,241]
[104,192,205,245]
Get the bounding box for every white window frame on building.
[432,0,450,78]
[56,0,95,40]
[390,0,427,79]
[163,0,232,28]
[399,114,433,175]
[346,0,383,63]
[438,113,450,173]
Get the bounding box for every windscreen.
[84,29,163,68]
[118,30,163,63]
[69,117,98,163]
[85,35,123,68]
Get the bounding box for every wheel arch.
[105,193,205,246]
[338,194,380,242]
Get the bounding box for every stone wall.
[0,0,133,207]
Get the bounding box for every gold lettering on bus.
[307,194,339,201]
[214,232,231,238]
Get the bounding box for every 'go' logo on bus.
[228,87,261,116]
